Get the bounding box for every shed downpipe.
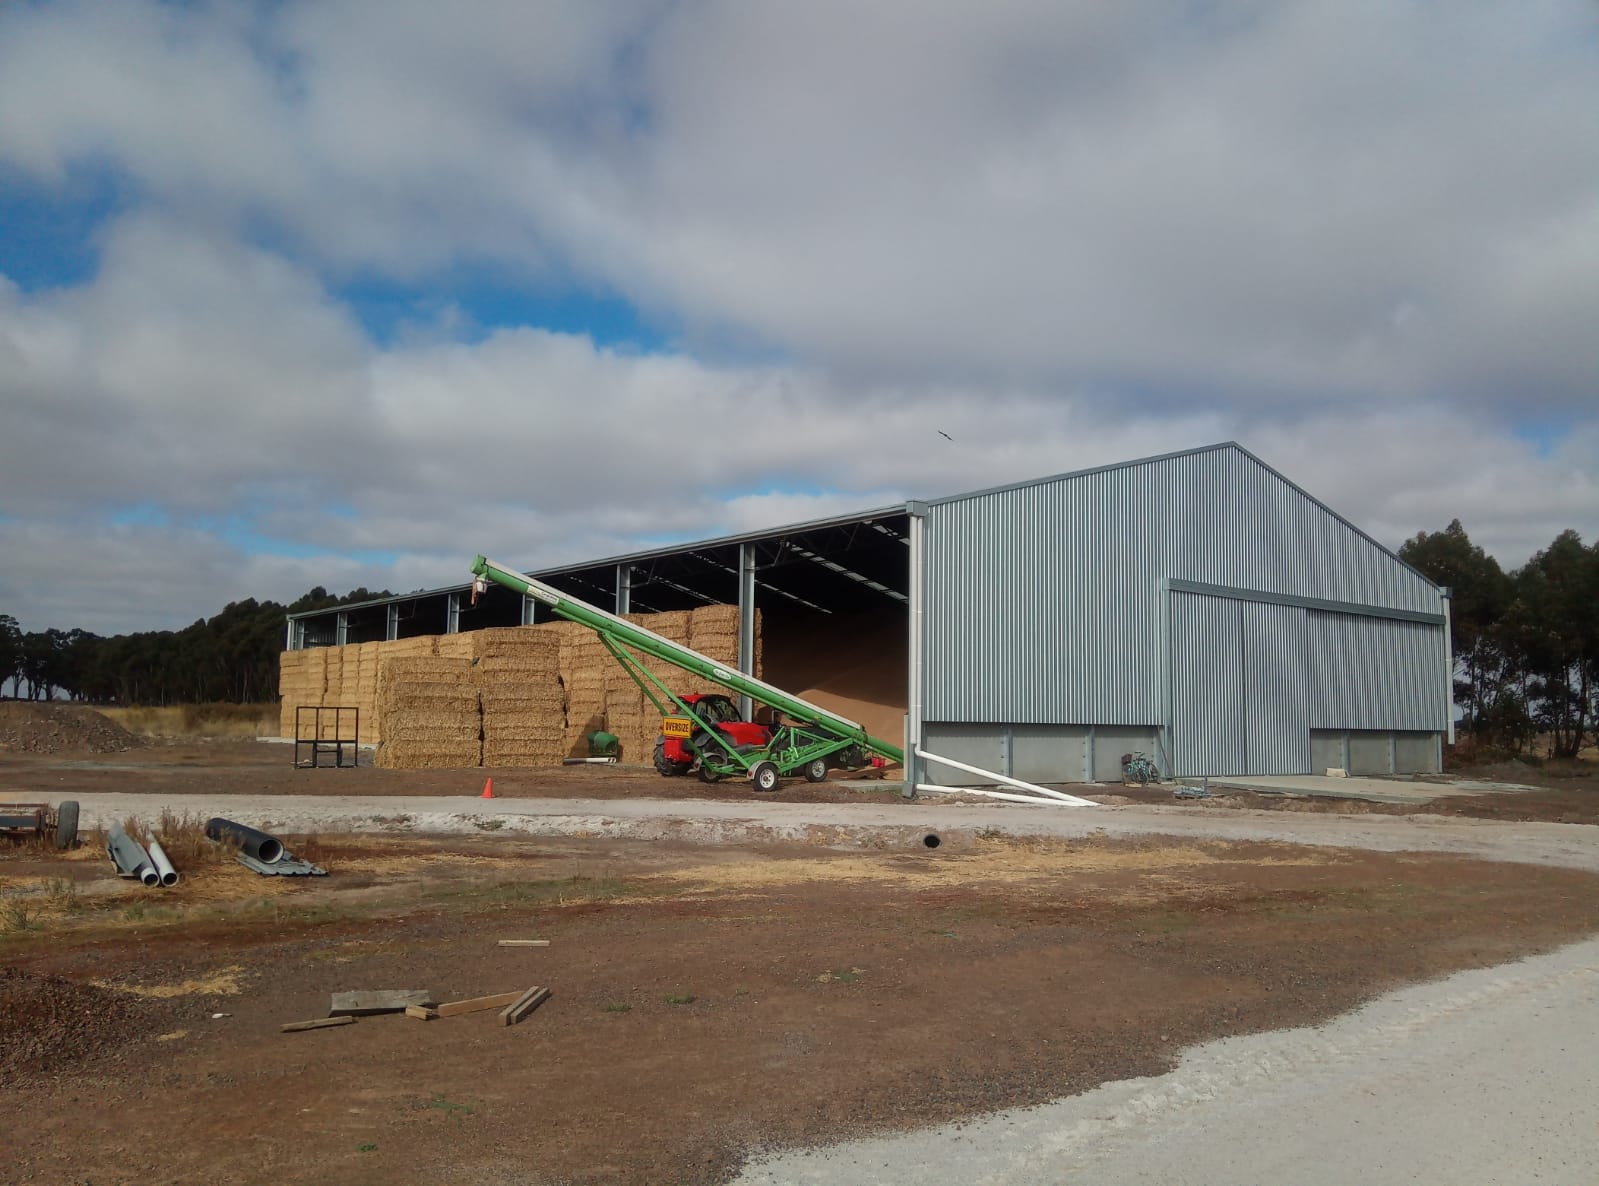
[106,823,160,887]
[146,836,181,887]
[914,747,1099,807]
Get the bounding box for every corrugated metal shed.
[921,443,1447,763]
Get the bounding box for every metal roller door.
[1241,600,1311,774]
[1169,592,1246,776]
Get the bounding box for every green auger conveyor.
[470,555,905,792]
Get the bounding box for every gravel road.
[734,934,1599,1186]
[62,789,1599,1182]
[71,791,1599,871]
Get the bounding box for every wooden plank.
[500,986,551,1027]
[281,1016,357,1033]
[496,940,550,947]
[405,1005,438,1021]
[329,989,433,1016]
[434,991,523,1019]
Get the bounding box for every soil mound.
[0,702,144,754]
[0,967,163,1084]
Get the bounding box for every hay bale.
[374,655,481,769]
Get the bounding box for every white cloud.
[0,2,1594,634]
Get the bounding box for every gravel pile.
[0,703,144,754]
[0,967,163,1084]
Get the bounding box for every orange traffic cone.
[480,777,495,799]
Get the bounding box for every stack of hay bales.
[550,621,606,758]
[278,602,766,764]
[600,611,694,763]
[476,627,565,768]
[373,656,481,769]
[277,647,327,739]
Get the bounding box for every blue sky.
[0,0,1594,635]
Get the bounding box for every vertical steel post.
[386,604,399,641]
[335,612,348,647]
[285,617,296,651]
[522,594,537,626]
[904,502,929,797]
[615,564,632,616]
[737,543,756,721]
[446,592,460,634]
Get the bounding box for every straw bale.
[384,721,483,743]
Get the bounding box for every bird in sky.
[937,430,953,441]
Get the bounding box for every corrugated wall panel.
[1242,600,1312,774]
[1169,592,1246,777]
[1306,611,1447,732]
[924,443,1444,725]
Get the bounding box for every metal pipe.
[146,836,180,887]
[106,823,160,887]
[914,747,1100,806]
[205,817,284,864]
[915,784,1074,805]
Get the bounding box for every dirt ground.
[5,822,1599,1186]
[4,738,1597,822]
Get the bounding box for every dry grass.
[98,703,278,739]
[152,810,240,866]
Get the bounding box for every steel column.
[335,612,349,647]
[615,565,632,616]
[446,592,460,634]
[522,594,537,626]
[737,544,756,720]
[904,502,928,797]
[386,604,399,642]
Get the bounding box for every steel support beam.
[737,542,757,720]
[615,564,632,616]
[446,593,461,634]
[522,594,537,626]
[904,502,928,797]
[335,611,349,647]
[386,604,399,642]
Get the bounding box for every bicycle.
[1120,751,1160,786]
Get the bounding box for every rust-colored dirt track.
[5,827,1599,1186]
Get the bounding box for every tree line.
[1400,523,1597,759]
[0,587,388,706]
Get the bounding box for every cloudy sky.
[1,0,1595,635]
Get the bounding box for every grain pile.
[476,627,564,768]
[373,656,481,769]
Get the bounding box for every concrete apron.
[1206,773,1543,806]
[59,791,1599,872]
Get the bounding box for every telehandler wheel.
[750,761,781,793]
[652,740,690,777]
[801,758,828,783]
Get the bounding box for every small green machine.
[470,555,905,792]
